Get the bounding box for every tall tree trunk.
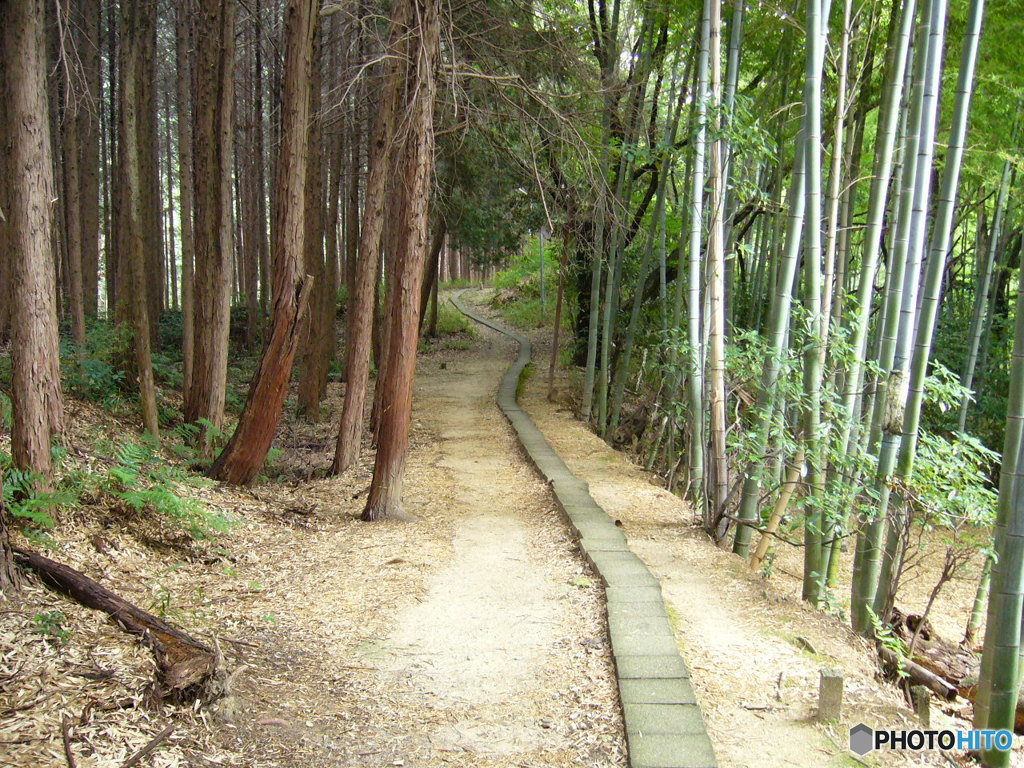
[363,0,439,521]
[869,0,947,620]
[417,223,446,332]
[164,83,178,313]
[684,0,711,517]
[706,0,729,536]
[105,3,119,316]
[119,0,160,438]
[875,0,972,618]
[853,0,936,627]
[137,0,162,342]
[332,0,412,474]
[186,0,236,442]
[0,487,16,595]
[79,0,101,318]
[61,12,87,351]
[800,0,827,606]
[0,110,10,344]
[846,0,919,633]
[974,172,1024,768]
[345,71,361,302]
[958,141,1015,432]
[176,0,197,405]
[297,20,327,420]
[241,11,262,352]
[255,0,269,320]
[209,0,319,485]
[2,0,65,481]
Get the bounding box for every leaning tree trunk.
[209,0,319,486]
[363,0,439,521]
[331,0,412,475]
[2,0,65,483]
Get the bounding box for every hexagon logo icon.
[849,723,874,756]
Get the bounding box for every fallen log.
[13,547,216,695]
[879,646,958,700]
[887,609,1024,732]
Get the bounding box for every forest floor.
[0,307,625,768]
[0,288,1009,767]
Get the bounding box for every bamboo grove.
[2,0,1024,760]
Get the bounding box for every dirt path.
[516,376,951,767]
[212,325,627,767]
[449,286,982,768]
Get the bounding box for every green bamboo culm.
[683,0,713,519]
[800,0,827,606]
[974,203,1024,768]
[873,0,951,620]
[730,0,827,558]
[850,0,932,632]
[876,0,982,619]
[964,552,992,648]
[957,116,1017,433]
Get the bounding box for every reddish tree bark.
[209,0,319,486]
[331,0,413,475]
[418,224,446,333]
[254,0,269,322]
[363,0,440,521]
[3,0,65,481]
[344,38,362,303]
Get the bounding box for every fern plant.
[102,439,230,539]
[0,451,78,528]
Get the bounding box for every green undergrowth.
[1,433,231,547]
[420,299,479,352]
[490,238,571,333]
[440,278,476,290]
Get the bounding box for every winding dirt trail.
[214,322,626,767]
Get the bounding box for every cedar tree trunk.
[208,0,319,485]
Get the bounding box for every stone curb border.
[451,290,718,768]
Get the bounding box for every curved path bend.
[453,290,718,768]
